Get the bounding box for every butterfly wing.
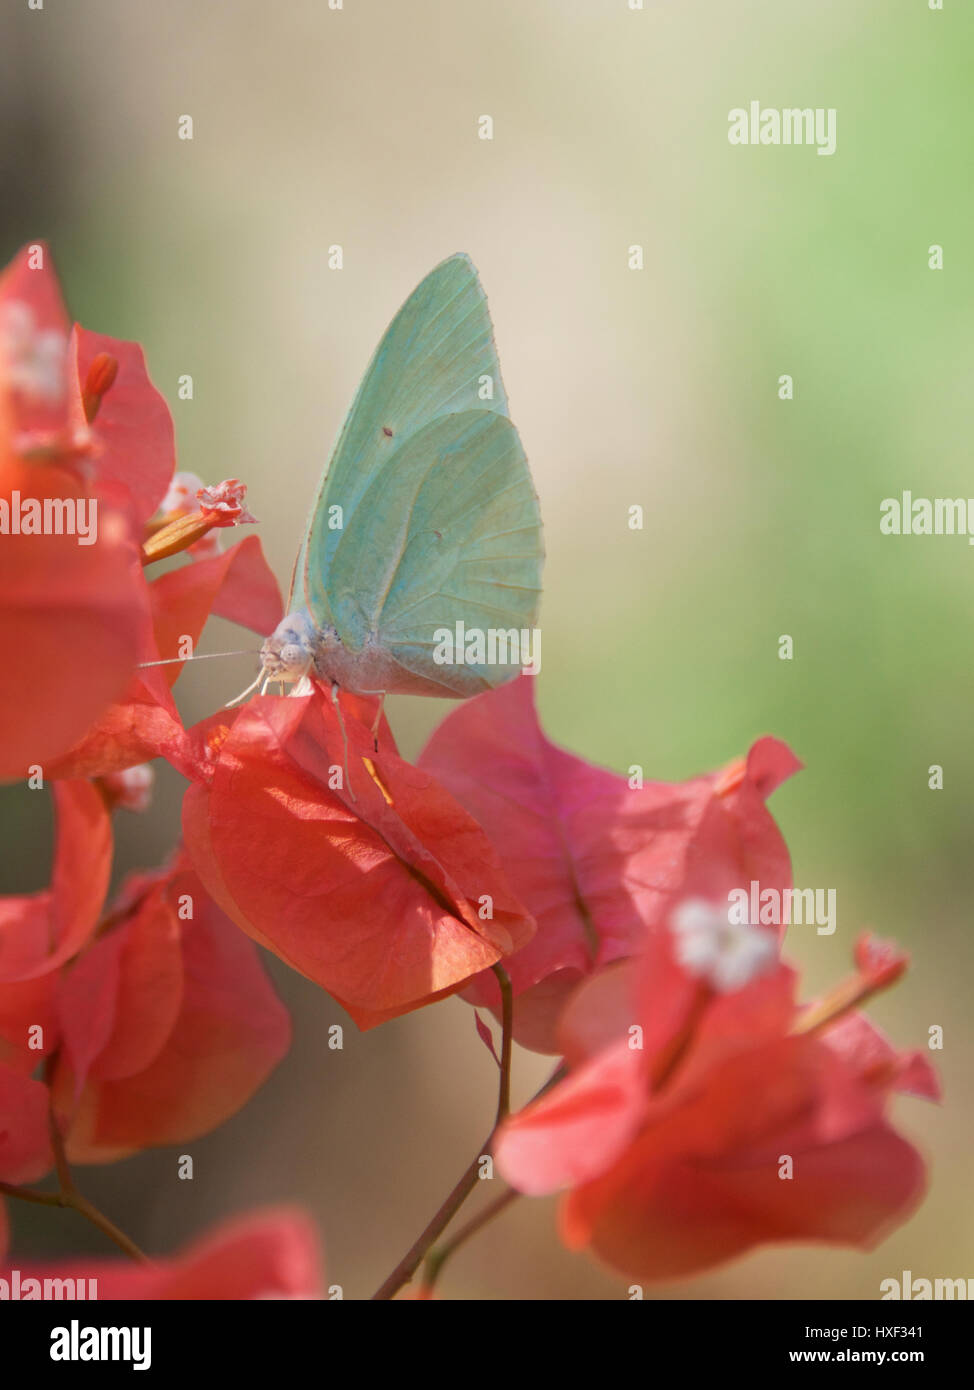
[294,253,513,628]
[325,409,543,695]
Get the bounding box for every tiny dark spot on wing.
[382,426,393,437]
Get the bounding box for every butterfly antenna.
[331,681,356,803]
[138,649,259,669]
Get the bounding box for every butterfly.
[236,254,544,711]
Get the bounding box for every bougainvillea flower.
[139,476,260,567]
[1,242,281,781]
[148,471,255,561]
[419,675,801,1051]
[0,444,150,779]
[495,910,940,1282]
[0,243,174,525]
[182,685,535,1027]
[1,242,278,783]
[0,243,172,779]
[64,325,174,530]
[47,857,290,1162]
[47,531,283,780]
[0,774,288,1159]
[0,1207,323,1299]
[0,243,71,442]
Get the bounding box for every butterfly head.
[224,611,317,707]
[260,610,317,684]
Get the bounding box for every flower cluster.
[0,245,938,1297]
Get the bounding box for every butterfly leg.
[347,687,388,751]
[331,680,356,802]
[369,692,387,753]
[225,669,266,708]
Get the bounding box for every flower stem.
[0,1180,62,1207]
[45,1063,75,1198]
[0,1179,149,1262]
[0,1060,151,1263]
[371,968,515,1300]
[370,1030,566,1302]
[369,1139,493,1300]
[491,963,513,1125]
[67,1192,149,1263]
[420,1187,520,1297]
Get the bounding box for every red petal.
[55,929,124,1101]
[0,244,70,440]
[47,674,187,780]
[0,1062,52,1183]
[420,677,799,1051]
[183,688,534,1018]
[474,1010,502,1067]
[556,959,640,1066]
[562,1118,927,1282]
[58,868,289,1161]
[495,1039,647,1194]
[206,534,283,634]
[67,327,174,529]
[47,535,281,780]
[0,490,148,780]
[820,1010,941,1101]
[743,736,804,799]
[0,1207,323,1300]
[0,242,69,336]
[0,973,60,1063]
[56,876,183,1101]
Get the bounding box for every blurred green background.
[1,0,970,1298]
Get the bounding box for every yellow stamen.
[362,756,394,805]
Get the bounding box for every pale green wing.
[326,410,543,694]
[293,254,511,626]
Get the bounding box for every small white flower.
[0,300,67,405]
[102,763,155,813]
[671,897,777,993]
[159,471,205,514]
